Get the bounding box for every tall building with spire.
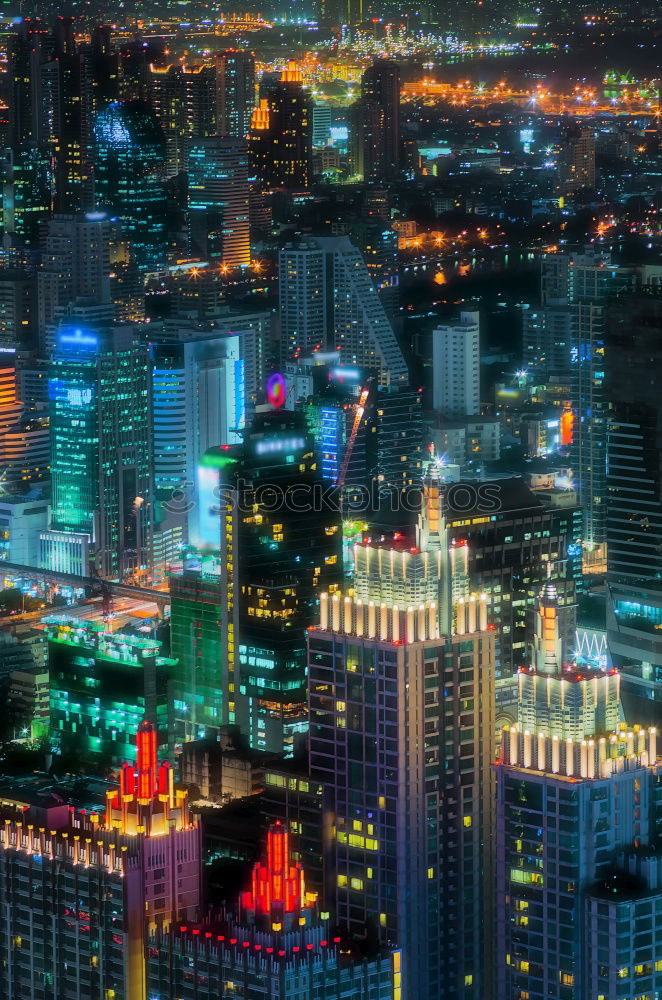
[518,573,620,741]
[148,822,399,999]
[495,580,662,1000]
[0,720,201,999]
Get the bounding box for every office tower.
[216,49,256,138]
[0,365,49,487]
[559,126,596,193]
[0,145,51,245]
[0,267,37,349]
[375,383,424,504]
[186,406,343,756]
[187,137,251,270]
[41,322,152,581]
[149,63,217,176]
[7,20,47,148]
[250,63,313,190]
[148,823,399,1000]
[350,60,400,182]
[93,100,167,271]
[586,854,662,1000]
[496,715,661,1000]
[279,236,407,384]
[345,220,399,320]
[47,615,175,762]
[169,557,228,746]
[309,590,495,1000]
[355,470,582,726]
[523,249,639,553]
[605,293,662,724]
[0,720,201,999]
[432,309,480,417]
[297,360,375,490]
[85,25,120,114]
[518,575,620,739]
[39,17,91,213]
[37,212,112,347]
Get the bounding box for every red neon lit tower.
[240,822,315,929]
[105,720,190,836]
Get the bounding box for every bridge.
[0,562,170,612]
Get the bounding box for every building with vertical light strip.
[495,576,662,1000]
[308,589,495,1000]
[0,720,201,1000]
[147,822,398,1000]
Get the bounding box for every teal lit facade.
[47,323,152,580]
[46,615,175,764]
[93,100,167,271]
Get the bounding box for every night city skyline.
[0,0,659,997]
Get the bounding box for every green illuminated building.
[177,407,343,757]
[46,615,176,764]
[93,100,167,271]
[169,555,227,746]
[42,322,153,581]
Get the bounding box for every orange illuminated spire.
[280,60,303,84]
[251,97,270,131]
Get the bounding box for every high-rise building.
[47,616,175,763]
[185,406,343,756]
[187,137,251,270]
[279,236,407,384]
[522,249,647,552]
[149,63,217,176]
[0,720,201,999]
[350,60,401,182]
[559,126,596,193]
[495,722,661,1000]
[148,822,399,1000]
[93,100,167,271]
[432,309,480,417]
[40,17,92,213]
[345,220,400,320]
[37,212,112,349]
[41,322,153,581]
[354,470,582,726]
[0,267,37,350]
[250,63,313,191]
[0,145,51,245]
[7,19,48,149]
[216,49,256,138]
[605,292,662,725]
[308,590,495,1000]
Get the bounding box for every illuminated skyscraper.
[279,236,407,384]
[37,212,112,349]
[187,137,251,269]
[350,60,401,182]
[216,49,256,138]
[46,616,175,763]
[148,822,399,1000]
[41,322,152,581]
[149,63,217,176]
[250,63,313,191]
[93,100,167,271]
[183,406,343,756]
[308,590,495,1000]
[0,145,51,245]
[0,720,201,999]
[432,310,480,417]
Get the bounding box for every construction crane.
[336,378,373,495]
